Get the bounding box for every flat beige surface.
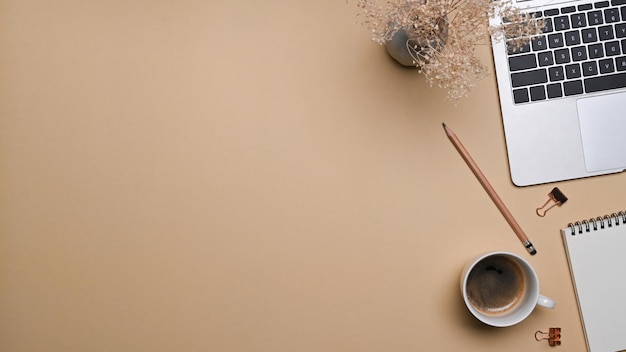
[1,1,625,351]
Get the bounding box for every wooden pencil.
[443,123,536,255]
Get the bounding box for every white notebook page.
[562,219,626,352]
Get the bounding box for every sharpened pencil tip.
[442,123,453,137]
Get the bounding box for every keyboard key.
[616,23,626,38]
[582,61,599,75]
[547,83,564,98]
[588,11,604,25]
[548,33,565,47]
[612,0,626,5]
[599,58,616,73]
[542,18,554,33]
[589,43,605,58]
[544,9,560,16]
[571,46,588,61]
[570,13,588,28]
[579,4,594,10]
[507,41,531,55]
[554,16,571,30]
[565,30,582,46]
[549,66,566,80]
[595,1,610,8]
[564,80,584,95]
[605,41,622,55]
[584,72,626,92]
[562,6,576,13]
[582,28,599,43]
[555,48,572,63]
[616,56,626,70]
[511,69,548,87]
[599,25,615,40]
[604,8,621,22]
[513,88,530,103]
[566,63,582,78]
[538,51,555,66]
[530,86,547,100]
[532,36,548,50]
[509,53,537,71]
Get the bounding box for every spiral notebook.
[561,211,626,352]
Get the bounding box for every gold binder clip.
[536,187,568,217]
[535,328,561,346]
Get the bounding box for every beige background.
[1,1,625,351]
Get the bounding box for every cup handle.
[537,294,556,309]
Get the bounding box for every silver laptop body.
[491,0,626,186]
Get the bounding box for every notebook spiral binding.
[568,211,626,235]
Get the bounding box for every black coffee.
[466,255,526,315]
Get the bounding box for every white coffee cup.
[460,251,555,327]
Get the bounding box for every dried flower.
[354,0,544,101]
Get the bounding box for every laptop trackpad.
[577,92,626,172]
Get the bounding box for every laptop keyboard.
[506,0,626,104]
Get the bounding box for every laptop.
[491,0,626,186]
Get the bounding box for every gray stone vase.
[384,19,449,67]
